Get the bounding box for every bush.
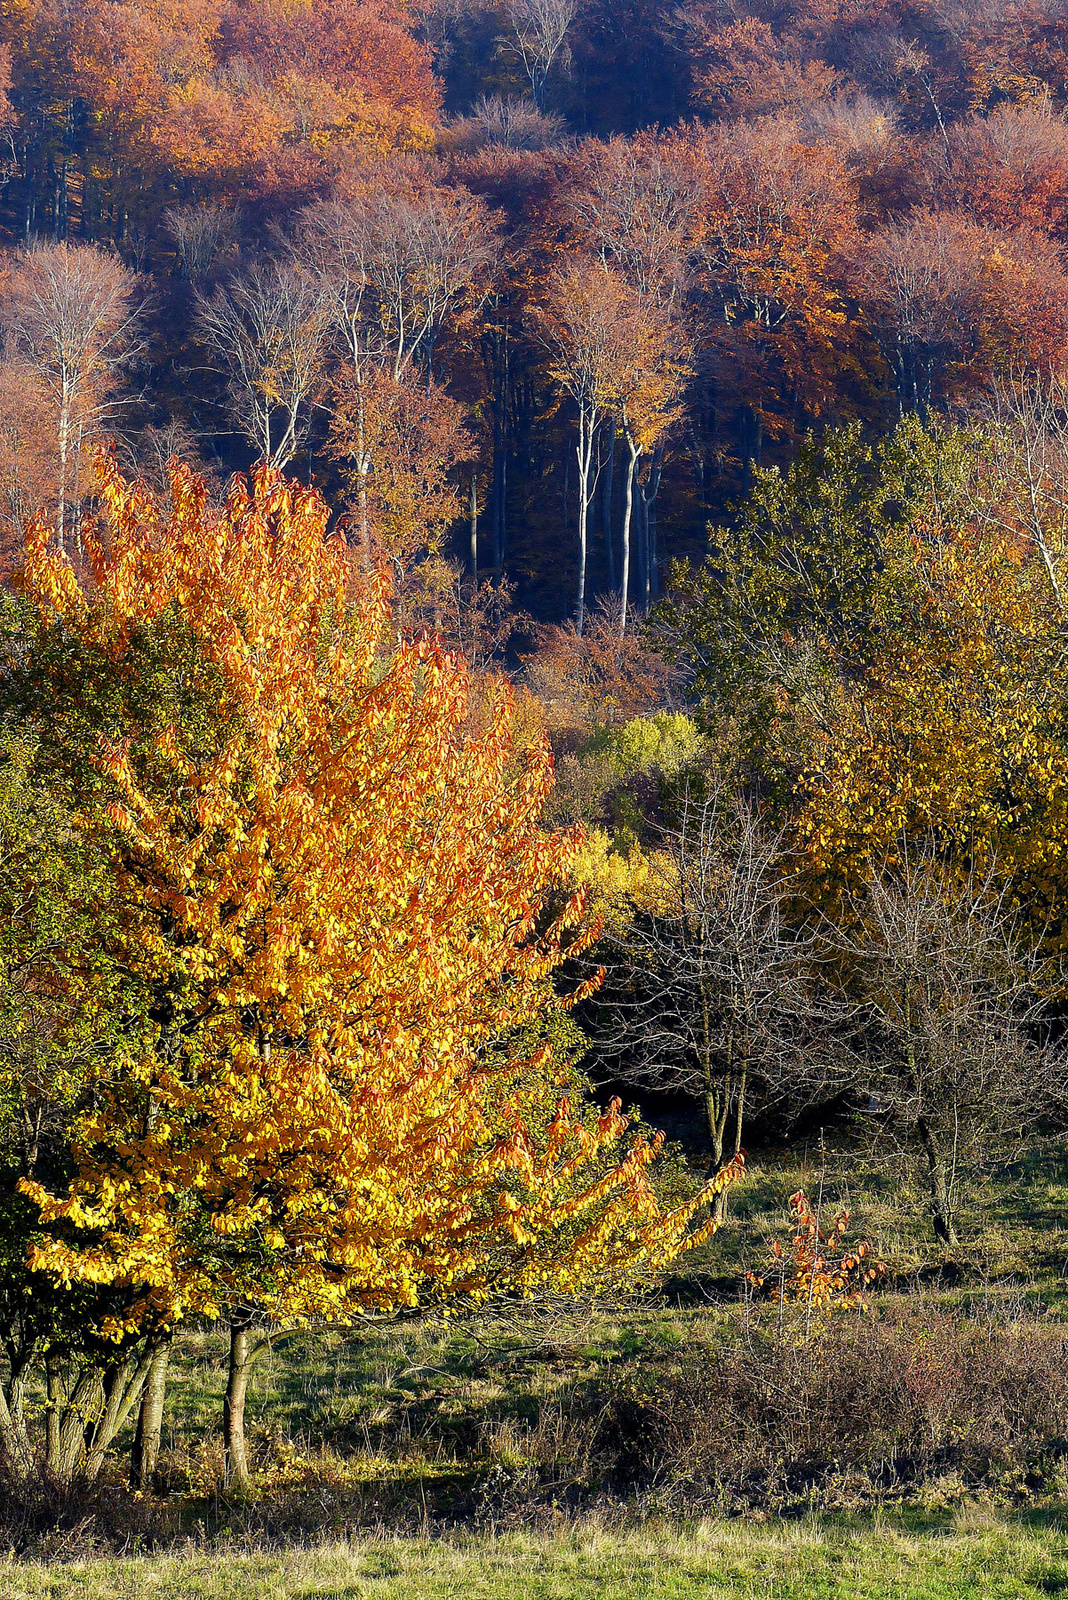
[592,1306,1068,1508]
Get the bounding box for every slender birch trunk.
[620,425,640,637]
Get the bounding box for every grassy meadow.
[6,1516,1068,1599]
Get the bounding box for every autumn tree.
[295,175,498,383]
[695,116,860,457]
[805,91,901,178]
[0,359,61,577]
[690,16,840,121]
[933,100,1068,237]
[522,596,685,737]
[66,0,441,216]
[556,131,702,610]
[656,417,980,779]
[195,259,329,467]
[165,201,239,281]
[815,855,1061,1247]
[790,499,1068,927]
[446,92,565,152]
[0,242,145,553]
[662,405,1068,953]
[330,361,472,584]
[848,210,1068,413]
[14,454,741,1488]
[293,176,496,555]
[560,129,706,305]
[67,0,221,227]
[535,261,635,632]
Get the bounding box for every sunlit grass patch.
[6,1516,1068,1599]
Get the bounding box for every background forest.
[8,4,1068,1596]
[5,0,1068,617]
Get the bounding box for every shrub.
[593,1305,1068,1508]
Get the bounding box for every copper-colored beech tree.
[696,117,859,451]
[330,363,471,593]
[536,261,634,633]
[15,457,741,1487]
[847,211,1068,411]
[294,177,496,560]
[0,242,144,553]
[70,0,441,210]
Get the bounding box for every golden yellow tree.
[794,513,1068,926]
[18,457,740,1484]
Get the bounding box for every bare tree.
[562,132,706,305]
[804,92,900,167]
[979,369,1068,619]
[195,261,329,468]
[503,0,577,111]
[592,783,818,1199]
[294,182,497,381]
[448,93,566,152]
[820,852,1062,1247]
[536,262,635,632]
[124,418,216,498]
[293,182,496,553]
[165,203,240,282]
[0,242,145,552]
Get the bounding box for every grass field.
[6,1516,1068,1598]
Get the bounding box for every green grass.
[6,1516,1068,1598]
[705,1134,1068,1307]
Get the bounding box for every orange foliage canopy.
[55,0,440,204]
[19,458,738,1335]
[696,117,861,430]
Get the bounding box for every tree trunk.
[0,1370,33,1482]
[713,1069,747,1223]
[733,1068,747,1158]
[45,1345,62,1469]
[575,405,594,634]
[620,434,638,637]
[224,1315,255,1488]
[45,1364,102,1484]
[83,1342,161,1483]
[469,473,478,578]
[601,419,616,593]
[704,1087,728,1175]
[130,1336,171,1489]
[58,392,70,553]
[492,445,508,574]
[916,1117,959,1247]
[642,448,663,605]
